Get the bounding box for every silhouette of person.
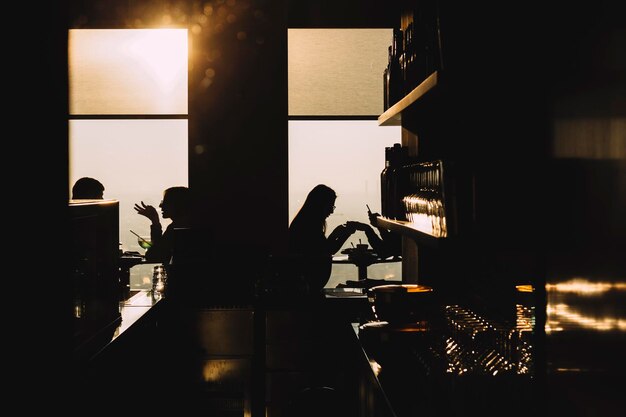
[346,208,402,259]
[71,177,104,199]
[345,220,390,257]
[134,186,191,265]
[288,184,359,294]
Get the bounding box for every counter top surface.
[113,290,161,336]
[74,290,163,362]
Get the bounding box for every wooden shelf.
[374,216,447,248]
[378,71,439,127]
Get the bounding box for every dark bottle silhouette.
[380,146,392,217]
[382,143,408,221]
[388,28,403,106]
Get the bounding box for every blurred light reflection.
[546,278,624,294]
[369,359,382,377]
[546,278,626,333]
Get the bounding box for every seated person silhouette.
[367,208,402,257]
[134,186,191,265]
[72,177,104,199]
[288,184,359,294]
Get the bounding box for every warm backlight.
[69,29,188,114]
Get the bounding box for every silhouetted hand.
[347,220,386,256]
[327,223,358,254]
[134,201,160,224]
[367,211,381,226]
[346,221,374,233]
[333,223,355,236]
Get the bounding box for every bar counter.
[70,289,173,414]
[73,290,163,363]
[106,290,163,346]
[349,278,626,417]
[352,308,538,417]
[68,275,625,417]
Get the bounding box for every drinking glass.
[138,236,152,249]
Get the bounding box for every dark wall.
[396,1,625,324]
[188,0,288,256]
[18,0,71,410]
[543,0,626,278]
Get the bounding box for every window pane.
[69,29,188,115]
[69,119,188,289]
[288,120,402,286]
[288,29,391,116]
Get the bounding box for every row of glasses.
[401,160,447,237]
[443,305,518,375]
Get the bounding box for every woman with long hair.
[288,184,357,293]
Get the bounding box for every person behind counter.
[71,177,105,199]
[288,184,359,294]
[134,186,191,264]
[364,207,402,258]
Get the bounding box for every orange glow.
[406,285,434,293]
[516,284,534,293]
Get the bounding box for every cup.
[356,243,369,251]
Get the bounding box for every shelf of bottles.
[379,144,449,247]
[380,3,442,127]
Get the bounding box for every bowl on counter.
[367,284,438,324]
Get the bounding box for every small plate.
[324,287,366,297]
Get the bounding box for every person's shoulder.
[163,223,177,234]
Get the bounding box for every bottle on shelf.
[381,146,392,216]
[388,28,403,107]
[383,66,389,111]
[382,143,409,221]
[404,21,415,92]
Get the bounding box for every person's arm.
[145,224,174,264]
[347,221,388,257]
[367,211,401,257]
[368,210,389,239]
[134,201,166,262]
[149,222,163,247]
[327,223,356,254]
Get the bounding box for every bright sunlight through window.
[288,29,401,286]
[69,29,188,115]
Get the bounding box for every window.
[288,29,402,287]
[69,29,189,290]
